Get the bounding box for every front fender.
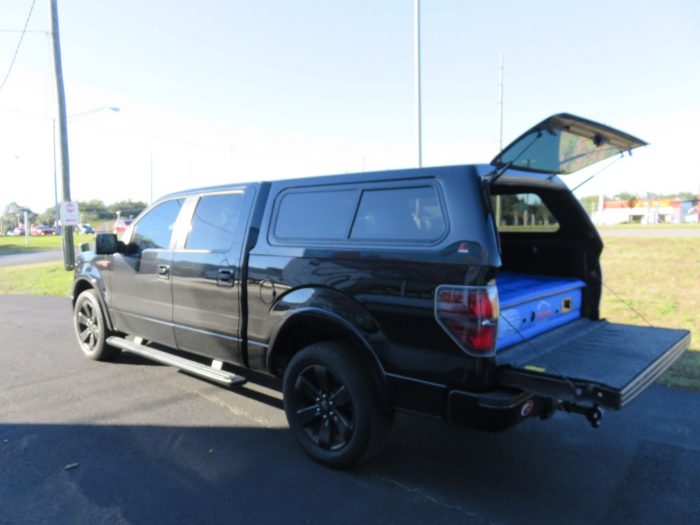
[72,254,114,331]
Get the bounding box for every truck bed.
[496,272,586,350]
[496,318,690,409]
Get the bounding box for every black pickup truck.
[72,114,690,468]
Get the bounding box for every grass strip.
[0,261,72,296]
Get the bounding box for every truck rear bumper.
[446,389,548,431]
[386,372,547,431]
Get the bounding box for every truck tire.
[283,340,391,469]
[73,289,120,362]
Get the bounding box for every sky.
[1,0,699,216]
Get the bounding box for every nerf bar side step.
[106,336,246,387]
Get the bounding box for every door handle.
[217,268,235,286]
[157,264,170,277]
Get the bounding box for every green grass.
[657,351,700,390]
[599,236,700,390]
[600,237,699,350]
[0,234,94,255]
[0,261,72,296]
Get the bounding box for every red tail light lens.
[435,285,499,355]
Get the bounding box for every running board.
[106,336,247,387]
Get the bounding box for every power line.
[0,0,38,94]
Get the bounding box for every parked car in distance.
[77,224,95,234]
[31,225,54,236]
[7,227,25,236]
[71,113,690,468]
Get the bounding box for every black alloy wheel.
[293,364,355,451]
[283,341,391,468]
[73,289,120,361]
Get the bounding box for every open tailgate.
[495,319,690,410]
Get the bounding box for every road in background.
[1,295,699,524]
[598,227,700,238]
[0,249,63,267]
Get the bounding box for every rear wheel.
[73,289,120,361]
[283,341,391,468]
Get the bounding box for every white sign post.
[60,201,80,227]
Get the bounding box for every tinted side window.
[351,186,445,241]
[491,193,559,232]
[186,193,245,251]
[275,190,357,240]
[133,199,184,250]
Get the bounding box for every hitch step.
[107,336,247,387]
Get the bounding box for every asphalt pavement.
[1,295,699,525]
[0,250,62,268]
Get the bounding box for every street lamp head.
[109,107,120,113]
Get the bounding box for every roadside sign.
[60,201,80,226]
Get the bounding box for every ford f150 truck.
[72,113,690,468]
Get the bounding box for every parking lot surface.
[1,295,699,524]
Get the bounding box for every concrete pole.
[414,0,423,168]
[150,150,154,204]
[49,0,75,270]
[495,53,504,226]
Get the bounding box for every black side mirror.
[95,233,120,255]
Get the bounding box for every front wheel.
[73,289,120,361]
[283,341,391,469]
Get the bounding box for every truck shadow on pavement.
[2,391,699,525]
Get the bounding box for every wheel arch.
[72,278,115,331]
[267,309,391,411]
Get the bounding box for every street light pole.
[414,0,423,168]
[49,0,74,270]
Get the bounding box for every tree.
[578,196,599,214]
[37,206,58,226]
[107,200,147,219]
[78,199,110,223]
[1,202,37,232]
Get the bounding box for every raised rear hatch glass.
[491,113,647,175]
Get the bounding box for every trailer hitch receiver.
[561,402,603,428]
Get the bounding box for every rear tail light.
[435,284,499,356]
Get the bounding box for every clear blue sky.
[1,0,699,215]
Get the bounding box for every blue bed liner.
[496,272,586,350]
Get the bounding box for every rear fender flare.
[265,287,389,396]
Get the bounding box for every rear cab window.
[185,192,246,251]
[271,182,446,244]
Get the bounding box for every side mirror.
[95,233,120,255]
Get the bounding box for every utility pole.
[149,150,154,204]
[495,53,504,226]
[414,0,423,168]
[49,0,75,270]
